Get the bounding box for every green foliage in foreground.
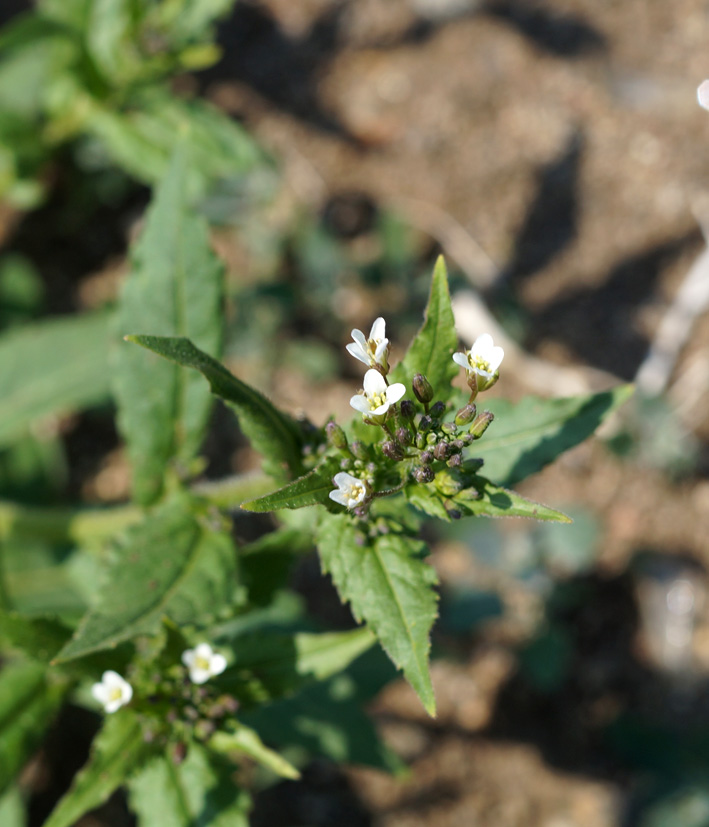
[0,144,632,826]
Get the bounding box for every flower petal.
[346,342,369,365]
[363,369,386,396]
[189,668,211,685]
[210,654,227,676]
[369,317,386,341]
[334,471,359,488]
[350,394,371,413]
[487,345,504,373]
[471,333,494,358]
[351,329,367,348]
[329,489,349,506]
[370,401,391,417]
[195,643,214,660]
[374,338,389,364]
[385,383,406,405]
[91,682,109,705]
[452,352,469,368]
[181,650,196,668]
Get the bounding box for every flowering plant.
[0,150,632,827]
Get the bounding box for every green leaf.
[0,311,112,449]
[0,784,24,827]
[0,613,72,662]
[128,744,251,827]
[390,256,458,401]
[209,723,300,780]
[452,478,572,522]
[472,385,634,486]
[241,458,339,512]
[316,514,438,716]
[0,661,68,794]
[127,335,304,479]
[114,144,224,505]
[42,711,154,827]
[217,627,375,706]
[54,498,237,662]
[86,0,135,83]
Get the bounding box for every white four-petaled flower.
[329,471,369,509]
[452,333,504,387]
[91,671,133,714]
[182,643,227,685]
[346,317,390,372]
[350,369,406,421]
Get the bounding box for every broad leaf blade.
[453,478,572,522]
[241,458,339,512]
[473,385,634,486]
[316,514,438,716]
[0,311,112,449]
[127,335,304,478]
[128,745,251,827]
[55,498,237,662]
[391,256,458,400]
[0,613,72,662]
[209,724,300,780]
[42,711,153,827]
[0,661,68,794]
[114,144,223,505]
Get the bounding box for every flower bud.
[469,410,494,440]
[455,403,477,426]
[426,432,438,446]
[433,442,450,461]
[446,507,462,520]
[395,426,412,446]
[412,374,434,404]
[382,441,404,461]
[420,450,434,465]
[326,421,348,452]
[430,401,446,419]
[418,415,433,433]
[351,441,369,460]
[415,432,426,449]
[399,399,416,420]
[452,439,465,451]
[413,465,435,483]
[441,422,458,436]
[447,453,462,468]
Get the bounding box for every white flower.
[346,317,390,371]
[350,369,406,421]
[698,80,709,111]
[91,671,133,714]
[329,471,369,509]
[181,643,227,685]
[452,333,504,385]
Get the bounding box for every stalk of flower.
[346,317,390,374]
[452,333,504,399]
[329,471,370,509]
[182,643,227,685]
[350,369,406,425]
[91,670,133,713]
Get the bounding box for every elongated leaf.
[55,498,237,662]
[316,514,438,716]
[127,335,304,478]
[114,144,223,505]
[209,723,300,780]
[42,711,153,827]
[128,745,251,827]
[86,0,135,83]
[0,785,23,826]
[217,627,375,705]
[0,613,72,662]
[452,478,571,522]
[0,661,68,793]
[391,256,458,400]
[241,458,339,512]
[472,385,634,486]
[0,311,112,449]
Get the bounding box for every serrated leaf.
[316,514,438,716]
[126,335,304,479]
[0,613,72,662]
[0,311,112,449]
[0,661,68,794]
[54,498,237,662]
[216,627,375,706]
[114,145,224,505]
[453,478,572,522]
[128,744,251,827]
[209,723,300,780]
[405,484,451,521]
[241,458,339,512]
[390,256,458,401]
[473,385,634,486]
[42,711,154,827]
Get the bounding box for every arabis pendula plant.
[350,369,406,422]
[346,317,390,372]
[91,671,133,713]
[453,333,504,392]
[329,471,369,509]
[182,643,227,684]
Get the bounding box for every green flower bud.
[351,441,369,460]
[412,374,434,404]
[418,415,433,432]
[433,468,464,496]
[430,401,446,418]
[415,432,426,449]
[441,422,458,436]
[326,421,348,451]
[469,410,494,440]
[455,403,477,426]
[382,441,404,461]
[426,432,438,446]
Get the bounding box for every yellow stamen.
[195,656,210,671]
[369,392,387,409]
[108,687,123,702]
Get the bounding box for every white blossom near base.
[452,333,504,386]
[698,80,709,111]
[91,671,133,713]
[329,471,369,509]
[181,643,227,684]
[350,369,406,420]
[346,317,390,372]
